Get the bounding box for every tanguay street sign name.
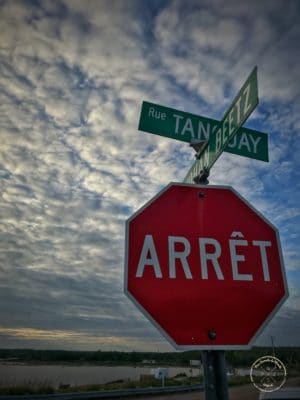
[139,101,268,163]
[184,66,259,183]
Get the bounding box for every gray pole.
[271,335,275,357]
[202,350,229,400]
[194,168,229,400]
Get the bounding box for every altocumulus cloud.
[0,0,299,350]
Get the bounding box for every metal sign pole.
[195,173,229,400]
[202,351,217,400]
[202,350,229,400]
[214,351,229,400]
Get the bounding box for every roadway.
[124,384,258,400]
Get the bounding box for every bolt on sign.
[124,183,288,349]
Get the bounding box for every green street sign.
[138,98,268,164]
[184,66,259,183]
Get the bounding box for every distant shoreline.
[1,347,299,370]
[0,360,183,367]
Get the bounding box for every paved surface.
[125,384,258,400]
[124,378,300,400]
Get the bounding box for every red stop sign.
[124,183,288,349]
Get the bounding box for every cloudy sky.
[0,0,299,352]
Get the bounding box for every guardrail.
[0,384,203,400]
[259,387,300,399]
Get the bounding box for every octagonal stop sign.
[124,183,288,349]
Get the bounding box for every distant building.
[151,368,169,379]
[235,368,251,376]
[190,359,201,366]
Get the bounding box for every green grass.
[0,376,203,396]
[0,375,258,395]
[0,384,55,395]
[227,375,251,387]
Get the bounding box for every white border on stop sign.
[124,182,289,350]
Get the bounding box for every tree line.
[0,347,299,369]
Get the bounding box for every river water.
[0,364,201,388]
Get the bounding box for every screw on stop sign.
[124,183,288,350]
